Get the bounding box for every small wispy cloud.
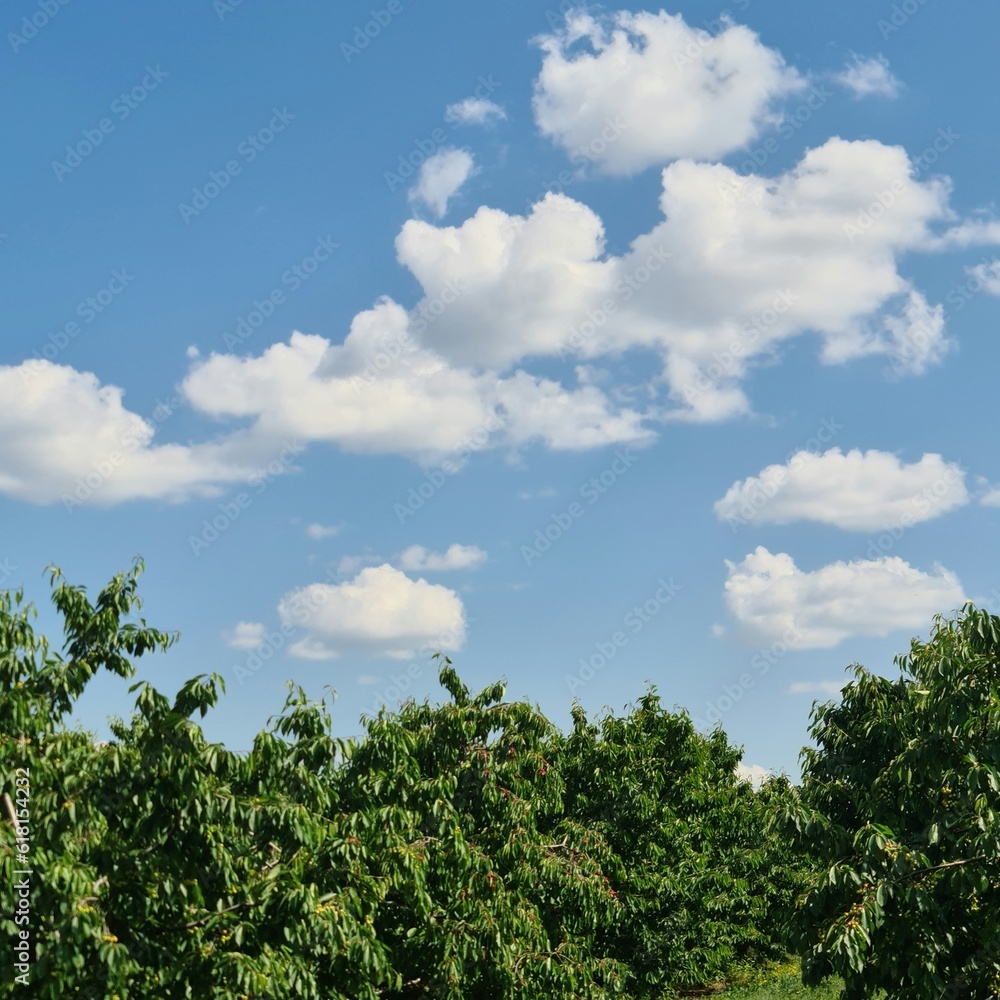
[445,97,506,126]
[226,621,267,650]
[836,54,901,98]
[788,680,846,696]
[305,522,340,540]
[408,148,476,217]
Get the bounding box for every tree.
[550,693,805,995]
[783,605,1000,999]
[1,562,798,997]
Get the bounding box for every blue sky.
[4,0,1000,779]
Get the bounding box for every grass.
[721,975,843,999]
[713,961,843,999]
[670,960,843,999]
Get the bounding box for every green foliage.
[0,564,800,997]
[551,695,806,995]
[782,605,1000,999]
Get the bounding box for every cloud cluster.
[723,547,964,649]
[4,8,996,515]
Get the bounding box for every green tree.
[783,605,1000,998]
[550,693,805,995]
[1,563,799,997]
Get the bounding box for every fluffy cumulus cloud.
[226,621,268,650]
[181,299,651,463]
[397,544,487,571]
[836,54,901,98]
[532,9,802,174]
[399,137,962,420]
[277,564,466,659]
[445,98,506,126]
[724,547,964,649]
[714,449,968,531]
[0,360,266,506]
[408,148,476,218]
[397,193,616,368]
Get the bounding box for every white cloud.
[735,763,772,788]
[397,193,615,368]
[518,487,557,500]
[980,485,1000,507]
[923,219,1000,251]
[399,138,962,420]
[357,674,379,685]
[181,300,650,463]
[408,148,476,218]
[277,564,466,660]
[533,9,802,174]
[714,449,967,531]
[836,54,901,98]
[0,360,263,505]
[305,522,340,540]
[397,544,487,571]
[788,680,845,696]
[968,258,1000,296]
[6,127,996,508]
[724,547,964,649]
[226,621,267,650]
[445,98,506,126]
